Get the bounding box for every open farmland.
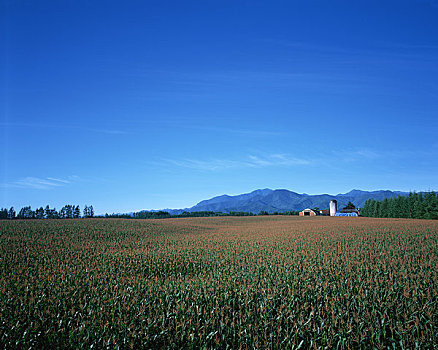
[0,217,437,348]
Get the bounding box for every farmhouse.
[300,200,360,217]
[336,208,360,216]
[299,208,319,216]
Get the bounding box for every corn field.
[0,216,437,348]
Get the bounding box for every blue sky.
[1,0,438,214]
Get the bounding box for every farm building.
[335,208,360,216]
[330,200,337,216]
[299,208,319,216]
[300,200,360,217]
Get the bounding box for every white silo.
[330,200,337,216]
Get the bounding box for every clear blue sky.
[1,0,438,214]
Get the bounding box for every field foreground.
[0,216,437,348]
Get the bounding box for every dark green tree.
[345,201,356,209]
[59,207,67,219]
[45,205,51,219]
[66,205,73,218]
[18,206,34,219]
[8,207,16,220]
[35,207,45,219]
[74,205,80,218]
[83,205,94,218]
[0,208,8,220]
[44,206,58,219]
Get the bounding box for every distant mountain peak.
[250,188,273,195]
[138,188,410,215]
[184,188,408,214]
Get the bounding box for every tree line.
[1,206,302,220]
[105,210,301,219]
[0,205,95,220]
[361,192,438,219]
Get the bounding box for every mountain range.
[153,189,408,215]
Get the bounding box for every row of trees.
[361,192,438,219]
[105,210,301,219]
[2,206,300,220]
[0,205,95,220]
